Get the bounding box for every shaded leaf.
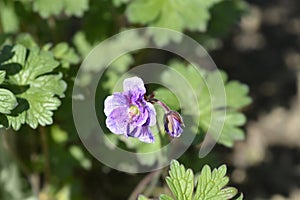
[0,63,22,76]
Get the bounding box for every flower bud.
[164,111,184,137]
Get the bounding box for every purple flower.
[104,77,156,143]
[164,111,184,137]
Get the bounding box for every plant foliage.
[140,160,242,200]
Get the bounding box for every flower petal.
[129,126,155,143]
[123,77,146,95]
[104,93,129,116]
[146,102,156,126]
[106,106,129,135]
[130,103,148,127]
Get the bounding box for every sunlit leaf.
[194,165,237,199]
[141,160,241,200]
[4,44,67,130]
[166,160,194,200]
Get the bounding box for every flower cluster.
[104,76,184,143]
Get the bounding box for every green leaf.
[161,61,251,147]
[16,34,39,49]
[159,194,174,200]
[4,44,66,130]
[154,88,180,111]
[33,0,88,18]
[0,2,19,33]
[33,0,64,18]
[69,145,92,170]
[113,0,130,7]
[138,195,150,200]
[208,0,249,38]
[0,89,16,114]
[165,160,194,200]
[55,185,71,200]
[143,161,242,200]
[225,81,252,109]
[73,31,94,58]
[52,42,80,68]
[194,165,237,200]
[63,0,89,17]
[236,193,244,200]
[51,125,68,144]
[126,0,223,45]
[0,71,5,84]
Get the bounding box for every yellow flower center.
[128,105,140,118]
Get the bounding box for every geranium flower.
[104,77,156,143]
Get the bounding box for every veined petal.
[146,102,156,126]
[133,105,149,127]
[106,106,129,135]
[129,126,155,143]
[123,76,146,95]
[104,93,129,116]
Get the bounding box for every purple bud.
[164,111,184,137]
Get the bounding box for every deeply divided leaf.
[166,160,194,200]
[1,44,67,130]
[159,161,240,200]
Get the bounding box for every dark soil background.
[212,0,300,199]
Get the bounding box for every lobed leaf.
[194,164,237,200]
[125,0,223,45]
[33,0,88,18]
[2,44,67,130]
[140,161,242,200]
[165,160,194,200]
[160,61,251,147]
